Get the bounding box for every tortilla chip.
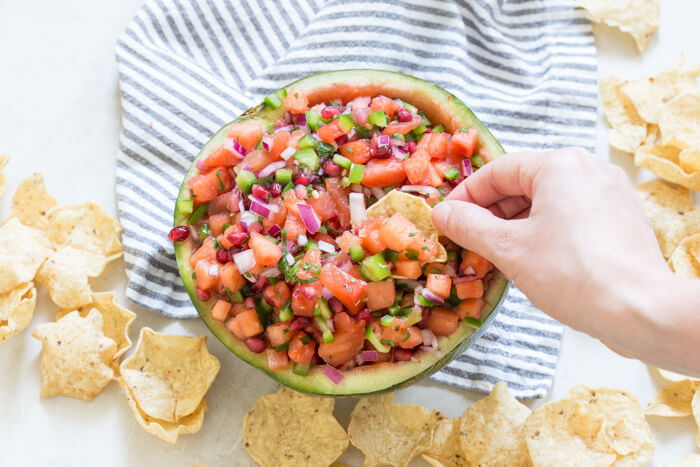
[421,414,468,467]
[645,380,699,417]
[645,124,660,145]
[349,392,439,467]
[36,246,107,309]
[244,388,348,467]
[621,58,700,124]
[0,217,53,294]
[635,145,700,191]
[120,328,220,423]
[32,309,117,400]
[599,76,647,153]
[576,0,659,52]
[693,390,700,447]
[459,382,531,465]
[657,368,700,383]
[367,190,447,263]
[659,93,700,149]
[0,155,8,197]
[11,173,57,231]
[57,292,136,363]
[664,453,700,467]
[679,148,700,174]
[635,179,700,259]
[47,202,123,261]
[0,282,36,344]
[668,232,700,279]
[118,377,207,444]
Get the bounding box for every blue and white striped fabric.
[115,0,597,398]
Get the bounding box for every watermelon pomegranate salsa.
[172,70,510,396]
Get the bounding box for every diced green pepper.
[226,288,244,304]
[333,154,352,169]
[278,300,293,321]
[392,133,405,141]
[341,176,351,188]
[416,294,436,308]
[364,327,390,353]
[275,168,293,183]
[338,114,354,133]
[411,123,427,137]
[463,317,483,329]
[432,124,445,133]
[388,304,401,316]
[471,154,485,168]
[443,167,460,180]
[235,170,257,195]
[405,307,423,326]
[349,245,366,262]
[354,125,370,139]
[368,110,388,127]
[199,224,211,239]
[293,362,310,376]
[264,93,283,109]
[317,142,335,158]
[314,315,335,343]
[403,102,418,113]
[259,297,273,314]
[380,314,394,326]
[188,202,210,224]
[177,199,193,215]
[314,297,332,320]
[282,181,294,195]
[348,163,365,184]
[293,147,319,171]
[298,134,318,149]
[306,110,321,131]
[360,254,391,281]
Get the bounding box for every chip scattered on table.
[421,416,466,467]
[32,309,117,400]
[47,202,123,261]
[118,377,208,444]
[0,155,8,197]
[119,328,220,423]
[668,232,700,278]
[635,145,700,192]
[659,92,700,150]
[244,388,349,467]
[645,380,699,417]
[11,173,58,231]
[349,392,438,467]
[576,0,659,52]
[57,292,137,364]
[600,76,648,153]
[0,282,36,344]
[0,217,53,294]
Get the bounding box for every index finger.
[445,151,551,206]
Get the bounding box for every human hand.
[432,147,694,370]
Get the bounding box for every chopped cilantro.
[299,336,311,345]
[408,232,417,237]
[216,169,224,190]
[380,338,395,347]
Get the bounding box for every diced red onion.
[266,224,281,237]
[352,107,369,126]
[257,160,286,178]
[239,211,257,232]
[297,204,321,234]
[239,198,246,213]
[318,240,335,254]
[391,138,404,147]
[195,160,210,171]
[249,201,270,219]
[245,297,256,309]
[261,267,281,278]
[361,350,378,362]
[341,105,351,115]
[443,264,457,278]
[261,136,273,152]
[294,184,308,200]
[249,194,280,213]
[463,159,473,178]
[188,225,200,242]
[463,265,476,275]
[243,271,258,283]
[339,260,352,272]
[324,364,345,385]
[400,185,440,196]
[297,234,308,247]
[350,96,371,109]
[274,124,293,132]
[321,286,333,300]
[422,288,445,305]
[326,318,335,333]
[378,135,390,147]
[285,253,295,265]
[414,286,424,305]
[355,353,365,366]
[233,249,256,274]
[224,137,247,158]
[295,113,307,126]
[348,192,367,226]
[208,264,219,277]
[279,147,295,161]
[370,187,386,200]
[421,328,438,348]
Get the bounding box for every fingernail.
[432,202,452,227]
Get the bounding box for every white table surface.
[0,2,698,466]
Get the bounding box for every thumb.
[432,200,518,266]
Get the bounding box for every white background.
[0,1,698,466]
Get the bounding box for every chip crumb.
[576,0,659,52]
[0,282,37,344]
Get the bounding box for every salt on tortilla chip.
[120,328,220,423]
[665,453,700,467]
[659,93,700,150]
[11,173,57,231]
[459,382,531,466]
[36,246,107,309]
[621,58,700,124]
[0,217,53,294]
[576,0,659,52]
[635,145,700,191]
[679,148,700,174]
[57,292,136,363]
[645,380,699,417]
[349,392,439,467]
[47,202,123,261]
[244,388,349,467]
[367,190,447,263]
[32,309,117,400]
[0,282,36,344]
[635,179,700,259]
[118,377,207,445]
[599,76,648,153]
[0,155,8,197]
[668,232,700,279]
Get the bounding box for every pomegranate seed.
[356,308,371,324]
[326,218,341,237]
[245,297,256,309]
[396,108,412,122]
[321,106,340,119]
[252,275,268,293]
[370,147,390,159]
[196,287,210,301]
[310,352,321,366]
[290,316,310,331]
[308,175,320,185]
[251,184,270,200]
[329,297,344,314]
[227,231,248,246]
[294,174,310,186]
[417,309,431,328]
[245,337,267,353]
[168,226,190,242]
[394,348,413,361]
[270,181,282,197]
[216,248,229,264]
[335,135,349,146]
[227,247,242,262]
[406,141,417,153]
[323,160,341,176]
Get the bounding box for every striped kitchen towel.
[115,0,597,398]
